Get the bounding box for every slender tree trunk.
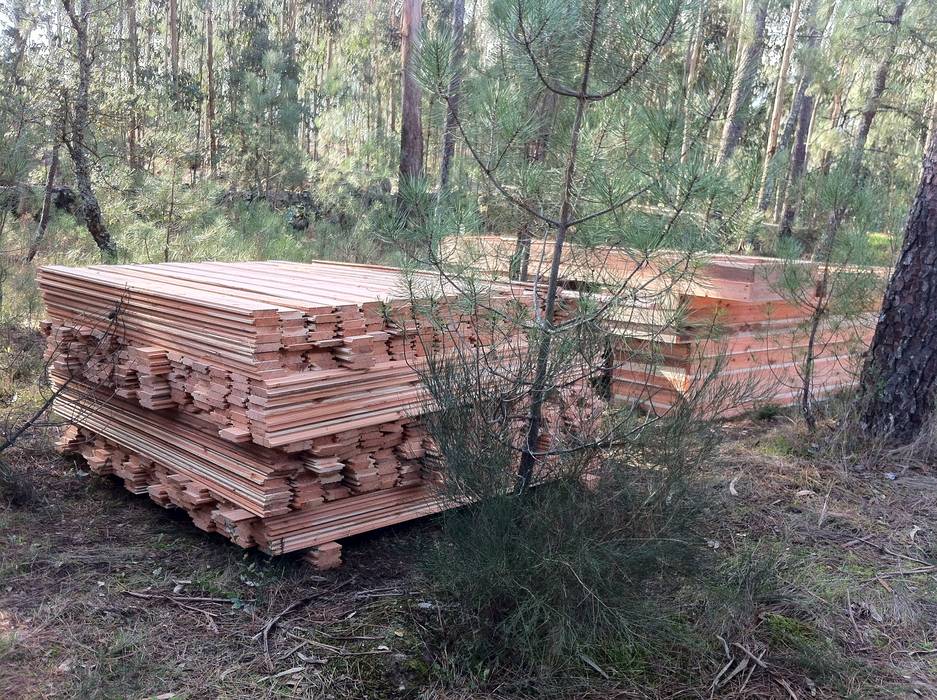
[778,95,816,239]
[757,0,803,209]
[853,0,908,163]
[513,90,557,282]
[778,0,826,238]
[860,134,937,442]
[399,0,424,184]
[819,58,848,176]
[925,77,937,153]
[680,0,706,163]
[437,0,464,192]
[62,0,117,257]
[718,0,768,164]
[169,0,179,88]
[127,0,139,172]
[206,0,216,177]
[515,0,601,494]
[25,144,60,263]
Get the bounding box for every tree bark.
[778,0,825,238]
[680,0,706,163]
[62,0,117,257]
[778,93,816,238]
[398,0,424,184]
[437,0,464,192]
[25,144,60,263]
[515,0,602,494]
[513,90,557,282]
[169,0,179,87]
[717,0,769,164]
[860,134,937,442]
[757,0,803,209]
[126,0,139,171]
[925,76,937,153]
[206,0,217,177]
[853,0,908,163]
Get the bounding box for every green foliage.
[425,425,715,674]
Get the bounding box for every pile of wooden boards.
[443,235,880,416]
[40,260,593,567]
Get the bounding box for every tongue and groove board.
[446,235,880,417]
[39,259,591,566]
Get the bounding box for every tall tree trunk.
[398,0,424,184]
[515,0,602,494]
[853,0,908,163]
[127,0,139,172]
[513,91,557,283]
[757,0,803,209]
[925,77,937,153]
[778,95,816,239]
[437,0,464,192]
[25,144,60,263]
[860,134,937,442]
[680,0,706,163]
[778,0,825,238]
[169,0,179,88]
[62,0,117,257]
[206,0,216,177]
[717,0,768,164]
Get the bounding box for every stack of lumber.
[443,235,879,416]
[40,260,592,566]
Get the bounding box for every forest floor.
[1,330,936,699]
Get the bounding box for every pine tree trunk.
[127,0,139,171]
[925,77,937,153]
[63,0,117,257]
[25,144,60,263]
[680,0,706,163]
[758,0,803,210]
[853,0,908,162]
[398,0,424,184]
[717,0,768,164]
[206,0,216,177]
[169,0,179,87]
[860,134,937,442]
[515,0,602,494]
[778,94,816,238]
[778,0,826,238]
[437,0,464,192]
[513,91,557,282]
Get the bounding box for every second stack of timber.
[443,235,878,416]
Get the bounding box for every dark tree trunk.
[126,0,140,171]
[437,0,464,192]
[778,93,815,239]
[206,0,217,177]
[853,0,907,162]
[26,144,60,263]
[63,0,117,257]
[778,0,825,238]
[860,135,937,442]
[169,0,179,87]
[717,0,768,164]
[398,0,424,184]
[757,0,803,210]
[513,91,556,282]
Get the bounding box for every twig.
[732,642,768,669]
[123,591,219,630]
[845,589,861,637]
[254,580,352,670]
[124,591,233,604]
[847,535,933,567]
